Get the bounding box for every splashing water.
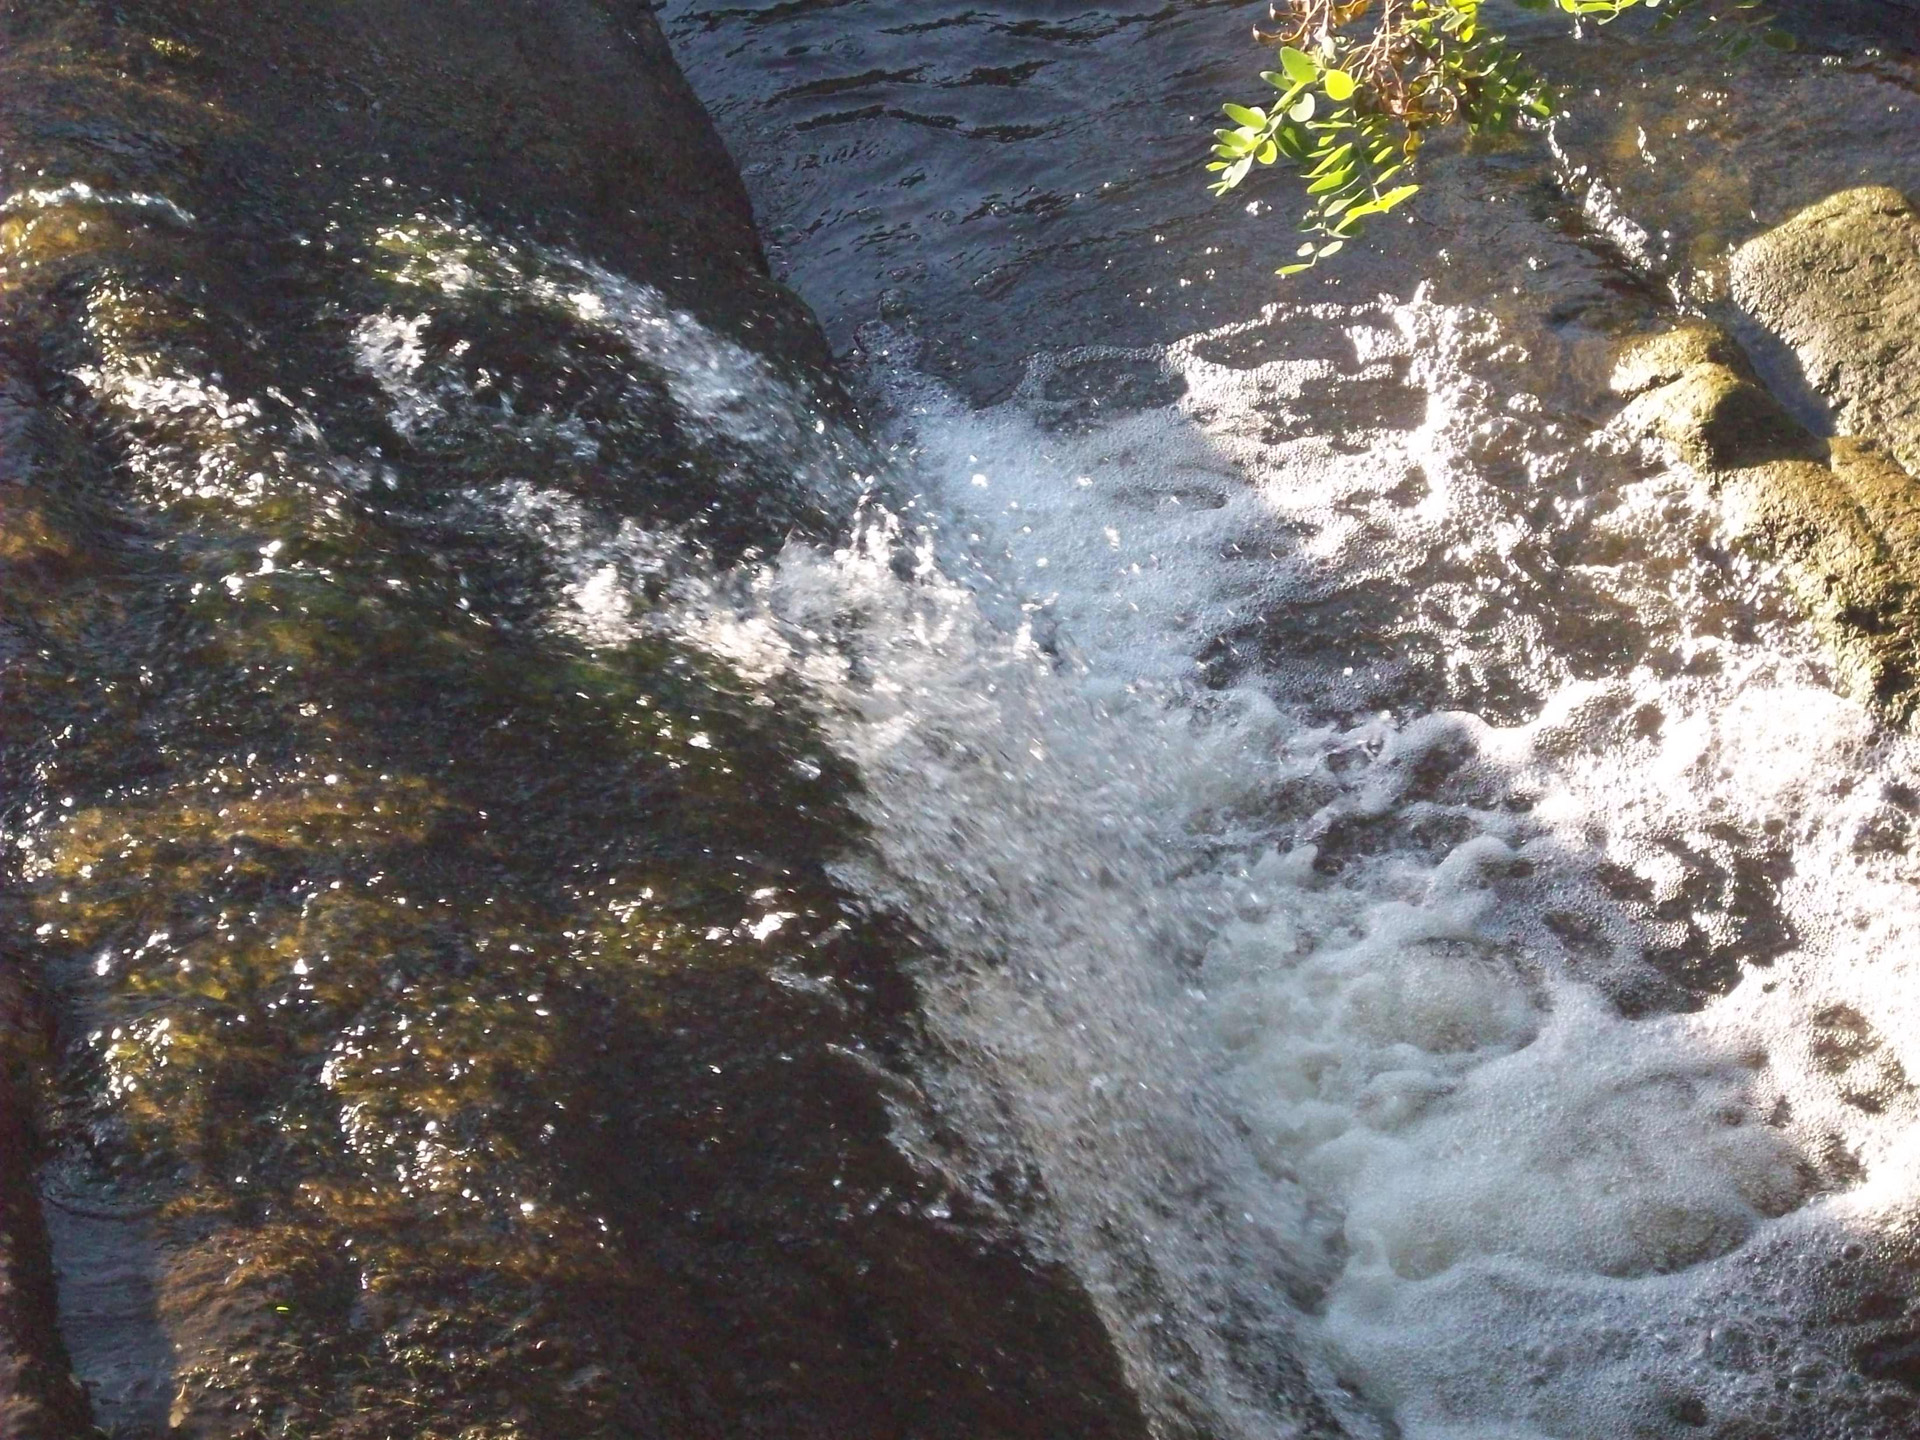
[416,265,1920,1436]
[206,3,1920,1426]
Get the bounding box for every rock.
[1720,442,1920,720]
[1731,187,1920,477]
[1615,359,1821,471]
[1609,323,1748,398]
[0,4,1154,1437]
[1614,321,1920,723]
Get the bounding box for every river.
[4,2,1920,1436]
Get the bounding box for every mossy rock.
[1719,445,1920,721]
[1615,358,1822,472]
[1609,322,1749,398]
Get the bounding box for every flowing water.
[0,7,1142,1436]
[641,3,1920,1436]
[6,1,1920,1437]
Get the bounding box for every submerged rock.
[0,3,1151,1437]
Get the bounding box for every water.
[7,1,1920,1435]
[0,7,1144,1435]
[647,3,1920,1435]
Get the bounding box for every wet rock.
[1720,442,1920,720]
[1615,357,1822,471]
[1731,187,1920,477]
[1608,323,1746,398]
[0,2,1153,1437]
[1615,316,1920,723]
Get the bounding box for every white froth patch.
[481,283,1920,1438]
[3,179,196,227]
[361,219,852,484]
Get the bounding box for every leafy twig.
[1209,0,1788,275]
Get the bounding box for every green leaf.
[1341,183,1421,222]
[1307,142,1354,177]
[1208,0,1774,275]
[1279,46,1318,86]
[1278,263,1314,276]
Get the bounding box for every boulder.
[1614,321,1920,722]
[1613,354,1821,472]
[1608,323,1747,398]
[1730,188,1920,478]
[1719,440,1920,719]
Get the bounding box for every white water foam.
[681,317,1920,1439]
[359,237,1920,1438]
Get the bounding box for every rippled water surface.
[0,7,1146,1436]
